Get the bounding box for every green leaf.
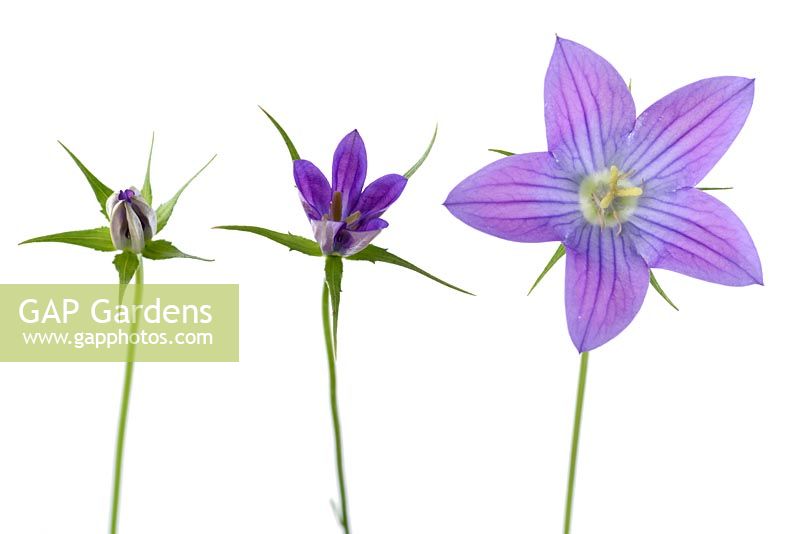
[403,124,438,178]
[346,245,473,295]
[58,142,115,219]
[527,243,566,296]
[213,226,323,256]
[325,255,343,350]
[259,106,300,161]
[142,239,212,261]
[141,133,155,205]
[649,270,679,311]
[698,186,733,191]
[488,148,516,157]
[113,251,140,301]
[155,154,216,233]
[19,227,115,252]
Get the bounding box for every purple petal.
[294,159,332,219]
[124,203,145,253]
[565,226,650,352]
[627,189,762,286]
[444,152,583,243]
[354,173,407,220]
[332,130,367,216]
[544,37,636,177]
[309,219,345,256]
[336,219,388,256]
[130,196,157,241]
[109,201,130,250]
[620,77,754,192]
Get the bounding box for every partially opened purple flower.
[294,130,407,256]
[446,37,762,352]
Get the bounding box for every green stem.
[110,258,144,534]
[564,351,589,534]
[322,280,350,534]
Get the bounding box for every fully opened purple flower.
[294,130,407,256]
[446,37,762,352]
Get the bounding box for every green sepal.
[325,255,343,351]
[346,245,473,295]
[155,154,216,233]
[259,106,301,161]
[141,133,155,205]
[58,142,114,219]
[142,239,212,262]
[113,251,140,301]
[649,270,679,311]
[403,125,438,179]
[527,243,566,296]
[488,148,516,157]
[19,227,115,252]
[698,186,733,191]
[213,226,322,257]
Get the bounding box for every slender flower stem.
[322,281,350,534]
[564,351,589,534]
[110,258,144,534]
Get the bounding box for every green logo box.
[1,285,239,362]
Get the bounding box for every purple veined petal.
[109,201,130,250]
[627,188,762,286]
[294,159,332,219]
[619,77,754,192]
[125,202,145,253]
[332,130,368,216]
[130,196,157,241]
[353,173,407,220]
[106,191,122,220]
[544,37,636,177]
[565,225,650,352]
[309,219,346,256]
[444,152,584,243]
[335,218,388,256]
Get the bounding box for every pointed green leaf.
[58,142,114,219]
[649,270,679,311]
[403,125,438,178]
[155,154,216,233]
[488,148,516,157]
[527,243,566,296]
[698,186,733,191]
[325,255,343,350]
[346,245,473,295]
[19,227,115,252]
[259,106,300,161]
[113,251,140,301]
[213,226,322,257]
[142,239,212,261]
[141,133,155,205]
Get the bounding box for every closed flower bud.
[107,187,157,253]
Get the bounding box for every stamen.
[345,211,361,225]
[330,191,343,221]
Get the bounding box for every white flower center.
[579,165,642,230]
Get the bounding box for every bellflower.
[296,130,407,256]
[216,108,470,534]
[446,37,762,352]
[446,37,762,534]
[21,137,214,534]
[107,187,157,253]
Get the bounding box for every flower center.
[118,189,136,203]
[326,191,361,225]
[579,165,642,230]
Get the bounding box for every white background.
[1,1,798,532]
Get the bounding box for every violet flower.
[446,37,762,352]
[445,37,762,534]
[295,130,407,256]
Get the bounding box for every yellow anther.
[345,211,361,225]
[330,191,343,221]
[598,166,641,210]
[615,186,643,197]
